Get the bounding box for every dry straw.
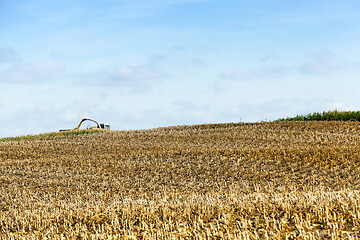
[1,121,360,239]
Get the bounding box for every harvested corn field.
[1,121,360,239]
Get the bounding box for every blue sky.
[1,0,360,137]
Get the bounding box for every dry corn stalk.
[0,121,360,239]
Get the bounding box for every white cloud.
[260,54,280,62]
[219,65,291,81]
[0,62,63,83]
[113,65,168,81]
[170,45,188,51]
[148,53,168,63]
[75,64,169,92]
[171,99,209,112]
[73,54,171,91]
[219,50,341,81]
[0,47,19,62]
[197,44,213,53]
[219,67,255,81]
[190,58,209,68]
[298,50,340,75]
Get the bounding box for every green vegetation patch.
[0,129,105,142]
[277,110,360,122]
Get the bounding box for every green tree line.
[277,110,360,122]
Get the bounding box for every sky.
[1,0,360,137]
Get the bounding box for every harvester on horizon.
[60,118,110,132]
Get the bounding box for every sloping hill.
[1,122,360,239]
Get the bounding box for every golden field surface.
[1,121,360,239]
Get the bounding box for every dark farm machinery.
[60,118,110,132]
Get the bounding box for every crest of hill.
[0,122,251,142]
[1,115,360,143]
[1,121,360,193]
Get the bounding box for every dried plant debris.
[1,121,360,239]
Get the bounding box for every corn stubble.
[1,121,360,239]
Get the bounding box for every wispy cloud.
[148,53,169,63]
[0,62,63,83]
[109,64,169,82]
[77,63,169,92]
[219,67,255,81]
[219,65,291,81]
[172,99,207,111]
[298,50,340,75]
[73,50,172,91]
[0,47,19,62]
[219,50,341,81]
[190,58,209,68]
[260,54,280,62]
